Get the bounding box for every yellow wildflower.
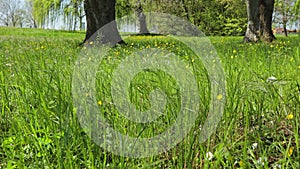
[97,100,102,106]
[287,147,294,157]
[286,113,294,120]
[217,94,223,100]
[239,160,244,167]
[233,50,237,54]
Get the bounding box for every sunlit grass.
[0,27,299,168]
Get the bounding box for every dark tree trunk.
[259,0,276,42]
[33,20,37,28]
[244,0,276,42]
[283,22,288,36]
[84,0,124,44]
[138,12,150,34]
[244,0,260,42]
[136,0,150,34]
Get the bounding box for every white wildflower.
[252,143,258,150]
[206,151,214,161]
[272,164,281,169]
[257,157,267,166]
[266,76,277,83]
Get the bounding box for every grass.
[0,27,299,168]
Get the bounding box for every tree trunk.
[138,12,150,34]
[84,0,124,44]
[136,0,150,34]
[79,16,83,31]
[244,0,260,42]
[259,0,276,42]
[283,22,288,36]
[33,19,37,28]
[244,0,276,42]
[73,15,77,31]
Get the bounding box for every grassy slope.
[0,27,299,168]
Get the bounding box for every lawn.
[0,27,299,168]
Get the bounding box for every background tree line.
[0,0,299,37]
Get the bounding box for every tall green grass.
[0,27,299,168]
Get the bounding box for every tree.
[30,0,61,28]
[295,0,300,30]
[244,0,276,42]
[63,0,85,31]
[274,0,298,36]
[23,0,37,28]
[135,0,150,34]
[84,0,123,44]
[145,0,247,36]
[0,0,23,27]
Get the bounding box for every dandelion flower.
[286,114,293,120]
[97,100,102,106]
[287,147,294,157]
[239,160,244,167]
[217,94,223,100]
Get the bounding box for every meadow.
[0,27,299,168]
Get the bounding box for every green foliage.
[61,0,84,30]
[29,0,62,27]
[129,0,248,36]
[0,27,299,168]
[274,0,299,27]
[116,0,135,18]
[28,0,248,35]
[223,17,248,36]
[295,0,300,12]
